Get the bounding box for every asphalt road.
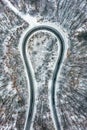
[21,25,65,130]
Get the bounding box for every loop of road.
[21,25,65,130]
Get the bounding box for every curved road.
[21,25,65,130]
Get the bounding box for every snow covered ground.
[0,0,87,130]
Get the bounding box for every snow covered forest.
[0,0,87,130]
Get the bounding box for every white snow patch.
[3,0,37,25]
